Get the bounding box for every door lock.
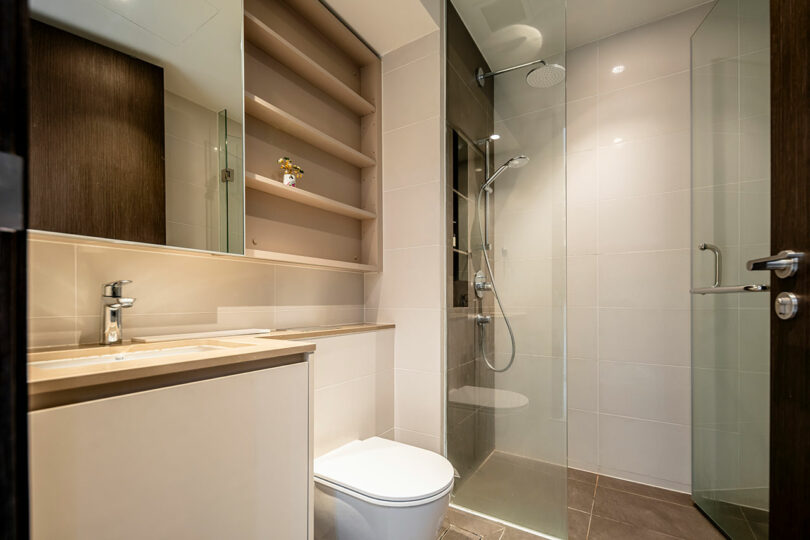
[775,292,799,320]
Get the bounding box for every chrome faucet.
[100,280,135,345]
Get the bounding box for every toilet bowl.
[313,437,454,540]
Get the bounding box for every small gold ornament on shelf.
[278,156,304,187]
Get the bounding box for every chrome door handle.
[746,250,803,278]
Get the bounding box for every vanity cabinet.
[29,362,312,539]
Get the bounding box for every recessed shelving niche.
[243,0,381,272]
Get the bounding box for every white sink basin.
[31,345,227,370]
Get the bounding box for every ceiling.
[566,0,712,49]
[325,0,439,56]
[453,0,712,70]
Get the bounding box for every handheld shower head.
[481,155,529,191]
[507,155,530,168]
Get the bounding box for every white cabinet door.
[30,362,310,540]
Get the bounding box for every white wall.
[310,330,395,457]
[364,29,444,454]
[565,5,711,492]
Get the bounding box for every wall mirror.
[28,0,245,254]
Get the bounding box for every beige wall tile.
[394,368,441,436]
[600,362,691,424]
[382,30,440,74]
[75,246,276,316]
[382,181,442,249]
[599,414,690,487]
[382,52,440,133]
[29,240,76,318]
[598,308,690,366]
[382,116,441,191]
[598,72,689,146]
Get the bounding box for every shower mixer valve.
[475,314,492,325]
[474,270,493,299]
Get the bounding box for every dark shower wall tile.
[447,406,477,479]
[446,3,494,143]
[474,409,496,463]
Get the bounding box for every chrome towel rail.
[690,284,769,295]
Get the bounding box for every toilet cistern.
[100,280,135,345]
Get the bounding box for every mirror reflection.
[28,0,245,254]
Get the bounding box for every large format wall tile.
[565,6,707,491]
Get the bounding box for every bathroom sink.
[30,344,228,370]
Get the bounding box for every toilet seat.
[314,437,455,508]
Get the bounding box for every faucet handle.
[103,280,132,298]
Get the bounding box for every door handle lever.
[746,250,803,278]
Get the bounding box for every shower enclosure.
[445,1,567,537]
[691,0,771,537]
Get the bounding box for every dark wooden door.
[769,0,810,537]
[0,0,30,538]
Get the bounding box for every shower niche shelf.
[243,0,381,272]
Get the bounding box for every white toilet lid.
[314,437,454,504]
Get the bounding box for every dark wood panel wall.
[29,20,166,245]
[769,0,810,537]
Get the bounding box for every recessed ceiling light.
[612,65,625,74]
[613,137,623,144]
[490,134,501,141]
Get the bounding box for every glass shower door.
[691,0,770,537]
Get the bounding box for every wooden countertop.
[28,336,315,398]
[27,323,395,410]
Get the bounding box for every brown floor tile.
[500,526,544,539]
[568,467,597,485]
[596,475,693,506]
[567,509,590,540]
[567,479,596,512]
[441,525,483,539]
[588,516,680,540]
[443,507,505,539]
[593,486,726,539]
[741,506,768,525]
[749,520,769,540]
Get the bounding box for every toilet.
[313,437,455,540]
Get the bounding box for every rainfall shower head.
[526,63,566,88]
[481,155,529,191]
[476,59,566,88]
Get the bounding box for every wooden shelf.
[246,248,377,272]
[246,171,376,220]
[283,0,378,65]
[245,92,376,168]
[244,11,375,116]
